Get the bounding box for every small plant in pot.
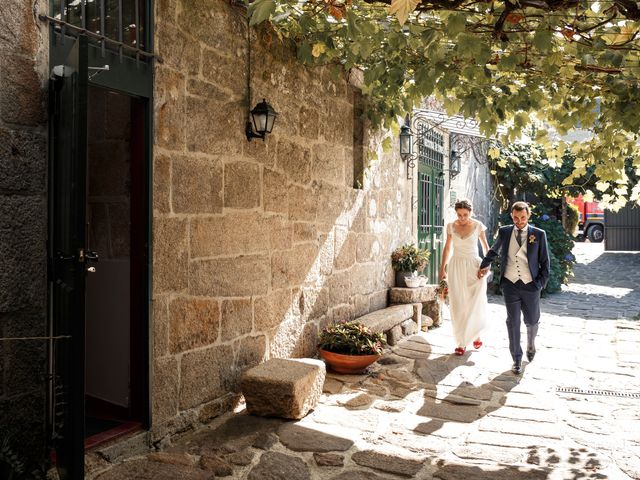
[318,321,387,374]
[391,243,430,287]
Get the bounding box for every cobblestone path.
[92,243,640,479]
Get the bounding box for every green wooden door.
[416,123,445,283]
[48,34,89,480]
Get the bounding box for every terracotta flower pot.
[318,348,381,374]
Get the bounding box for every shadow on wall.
[268,187,370,360]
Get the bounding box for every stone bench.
[389,285,442,328]
[355,303,423,346]
[240,358,325,419]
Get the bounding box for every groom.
[477,201,550,374]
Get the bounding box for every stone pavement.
[92,243,640,480]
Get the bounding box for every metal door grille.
[50,0,149,56]
[417,123,444,169]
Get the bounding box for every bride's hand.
[439,271,447,281]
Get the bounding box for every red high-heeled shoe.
[454,347,465,356]
[473,339,483,349]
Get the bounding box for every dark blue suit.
[480,225,551,363]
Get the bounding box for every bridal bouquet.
[435,279,449,303]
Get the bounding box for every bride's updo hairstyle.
[454,199,473,212]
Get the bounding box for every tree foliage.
[490,141,638,209]
[247,0,640,206]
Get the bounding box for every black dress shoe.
[512,362,522,375]
[526,349,536,362]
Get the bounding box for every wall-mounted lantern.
[246,98,278,141]
[245,16,277,142]
[449,149,461,179]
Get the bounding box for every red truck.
[567,195,605,242]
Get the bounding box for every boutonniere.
[528,234,536,244]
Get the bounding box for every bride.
[439,199,490,355]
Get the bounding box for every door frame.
[47,19,154,475]
[416,121,445,283]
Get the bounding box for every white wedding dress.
[446,220,489,348]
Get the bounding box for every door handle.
[84,250,98,273]
[85,251,99,262]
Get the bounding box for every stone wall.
[151,0,414,433]
[0,0,49,468]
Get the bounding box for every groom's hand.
[477,267,489,279]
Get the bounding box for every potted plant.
[391,243,430,287]
[318,321,386,374]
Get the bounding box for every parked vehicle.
[567,195,605,242]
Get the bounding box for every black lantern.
[399,115,413,161]
[246,98,278,141]
[449,149,461,178]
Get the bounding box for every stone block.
[275,139,312,185]
[387,324,404,346]
[328,271,351,305]
[0,196,46,311]
[389,286,438,303]
[0,54,44,125]
[311,144,345,187]
[334,228,356,270]
[355,234,377,263]
[293,222,317,243]
[254,289,293,331]
[153,295,170,358]
[190,212,267,258]
[412,303,422,327]
[241,358,325,419]
[422,315,434,330]
[180,344,234,410]
[224,161,261,208]
[349,263,377,296]
[424,300,442,327]
[369,289,389,311]
[153,154,171,214]
[0,1,39,54]
[315,182,347,225]
[169,297,220,353]
[186,78,228,102]
[264,168,289,214]
[154,67,186,150]
[271,244,318,289]
[299,105,319,140]
[265,215,293,251]
[234,335,268,377]
[401,318,417,335]
[221,298,252,342]
[172,155,223,214]
[155,21,200,76]
[153,356,179,423]
[190,254,270,297]
[199,27,247,84]
[288,184,318,222]
[0,127,46,193]
[185,96,244,156]
[153,217,189,294]
[356,304,413,333]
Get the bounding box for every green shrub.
[318,321,386,355]
[565,203,580,236]
[391,244,430,272]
